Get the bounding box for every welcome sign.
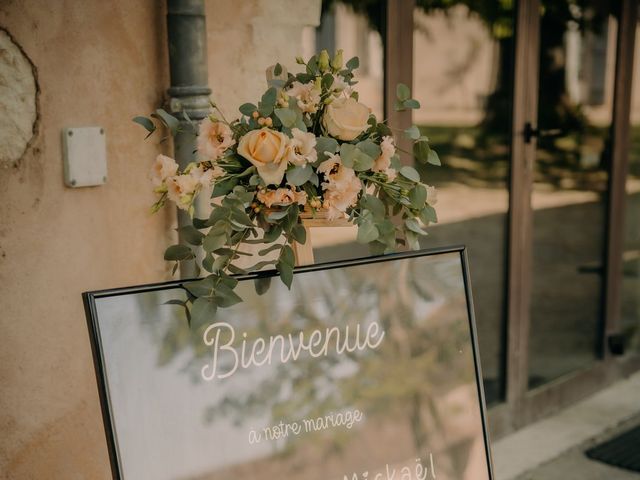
[84,247,494,480]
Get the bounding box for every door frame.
[387,0,640,440]
[493,0,640,438]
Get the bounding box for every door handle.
[523,122,562,144]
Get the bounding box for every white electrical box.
[62,127,107,187]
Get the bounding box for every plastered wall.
[0,1,320,478]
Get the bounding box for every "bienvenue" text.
[201,321,385,380]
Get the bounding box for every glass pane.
[90,252,491,479]
[411,3,515,405]
[528,2,617,388]
[622,22,640,352]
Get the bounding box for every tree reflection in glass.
[93,252,490,480]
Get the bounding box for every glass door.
[411,2,515,406]
[527,1,619,388]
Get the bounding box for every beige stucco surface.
[0,1,320,478]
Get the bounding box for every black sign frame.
[83,245,494,480]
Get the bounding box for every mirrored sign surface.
[85,248,493,480]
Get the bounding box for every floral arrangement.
[135,50,439,326]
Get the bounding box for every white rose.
[237,128,289,185]
[323,97,370,141]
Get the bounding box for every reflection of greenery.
[150,259,474,474]
[414,126,509,189]
[416,124,611,193]
[325,0,620,193]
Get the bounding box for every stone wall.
[0,1,320,478]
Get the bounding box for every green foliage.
[143,49,443,329]
[152,109,179,136]
[239,103,257,116]
[315,136,339,163]
[164,244,194,261]
[399,166,421,183]
[132,116,156,138]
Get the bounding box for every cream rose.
[237,128,289,185]
[323,97,370,141]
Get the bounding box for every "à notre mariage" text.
[201,320,385,381]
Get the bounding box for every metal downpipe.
[166,0,211,278]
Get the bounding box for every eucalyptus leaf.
[404,125,420,140]
[212,177,239,197]
[275,108,297,128]
[420,205,438,224]
[177,225,204,246]
[191,297,217,328]
[215,283,243,308]
[132,116,156,134]
[360,194,385,219]
[239,103,257,116]
[403,98,421,109]
[185,278,215,297]
[405,230,420,250]
[203,232,227,252]
[396,83,411,102]
[357,220,379,243]
[405,218,428,236]
[202,253,215,273]
[368,241,387,256]
[164,244,194,261]
[409,185,427,208]
[315,136,339,162]
[346,56,359,70]
[154,109,179,136]
[413,141,431,164]
[276,260,294,289]
[399,166,421,183]
[254,277,272,296]
[291,224,307,244]
[356,139,381,159]
[261,87,277,107]
[427,149,441,166]
[211,254,229,272]
[321,73,334,89]
[249,174,262,186]
[280,244,295,267]
[339,143,357,168]
[286,165,313,186]
[263,226,282,242]
[267,209,289,221]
